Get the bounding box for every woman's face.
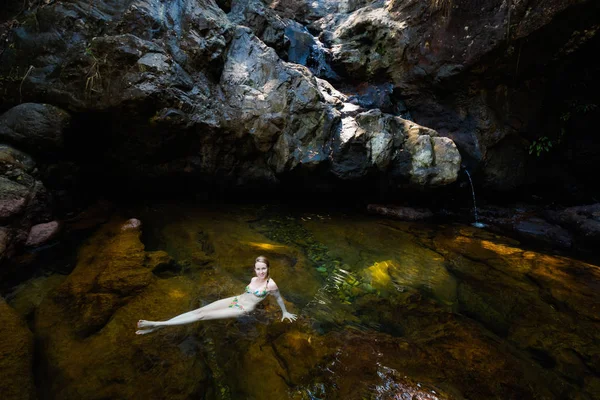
[254,262,269,279]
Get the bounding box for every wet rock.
[344,81,408,116]
[0,297,36,400]
[367,204,433,221]
[513,216,573,249]
[237,317,558,399]
[310,0,600,193]
[2,0,232,112]
[25,220,61,247]
[545,203,600,248]
[448,205,577,252]
[0,144,36,175]
[7,274,66,322]
[316,77,347,108]
[0,172,53,273]
[0,103,70,155]
[434,226,600,397]
[37,217,152,336]
[0,145,53,225]
[0,227,10,261]
[284,20,339,80]
[0,177,29,220]
[121,218,141,231]
[326,0,593,89]
[0,145,55,270]
[329,6,412,81]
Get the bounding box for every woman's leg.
[136,296,242,331]
[194,307,247,321]
[194,297,237,312]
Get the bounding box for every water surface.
[8,203,600,399]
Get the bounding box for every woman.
[136,256,297,334]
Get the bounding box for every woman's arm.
[269,281,297,322]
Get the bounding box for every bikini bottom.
[228,297,245,311]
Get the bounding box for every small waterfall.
[464,169,486,228]
[285,22,339,80]
[309,38,339,80]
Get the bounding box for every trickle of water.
[285,22,339,80]
[309,38,339,80]
[464,169,486,228]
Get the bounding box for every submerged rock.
[434,225,600,397]
[37,218,152,336]
[233,310,560,399]
[34,217,213,399]
[0,297,36,400]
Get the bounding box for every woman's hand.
[281,311,297,322]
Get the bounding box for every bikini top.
[245,278,270,298]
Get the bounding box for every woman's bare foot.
[135,327,161,335]
[137,320,156,329]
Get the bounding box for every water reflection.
[6,203,600,399]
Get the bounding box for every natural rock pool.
[6,202,600,399]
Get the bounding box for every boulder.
[25,220,61,247]
[0,103,70,155]
[0,177,29,220]
[330,109,461,185]
[545,203,600,246]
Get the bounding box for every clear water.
[7,203,600,400]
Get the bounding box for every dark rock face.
[2,0,596,198]
[0,0,597,253]
[300,0,600,195]
[0,0,459,198]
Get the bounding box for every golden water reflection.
[4,203,600,400]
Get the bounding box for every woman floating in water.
[136,256,297,334]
